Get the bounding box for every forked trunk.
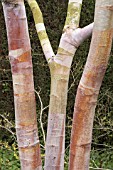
[69,1,113,169]
[27,0,93,169]
[2,1,42,169]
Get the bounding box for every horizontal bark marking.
[9,50,31,61]
[16,124,39,147]
[36,23,45,32]
[13,75,34,94]
[3,2,30,50]
[57,47,74,56]
[19,144,41,169]
[47,113,65,138]
[45,113,65,169]
[3,0,42,169]
[94,6,113,31]
[69,144,90,170]
[44,165,63,170]
[81,30,113,90]
[14,92,37,126]
[71,87,97,145]
[98,5,113,11]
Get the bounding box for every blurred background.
[0,0,113,169]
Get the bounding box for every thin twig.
[35,89,46,144]
[0,114,13,127]
[89,167,112,170]
[0,125,16,140]
[92,142,113,149]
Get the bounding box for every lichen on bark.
[65,1,82,29]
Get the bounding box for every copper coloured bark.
[2,1,42,169]
[69,1,113,169]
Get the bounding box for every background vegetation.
[0,0,113,169]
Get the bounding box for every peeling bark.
[2,1,42,169]
[27,0,94,169]
[69,1,113,169]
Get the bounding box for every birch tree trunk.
[27,0,93,169]
[2,1,42,169]
[69,1,113,169]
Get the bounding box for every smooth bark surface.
[45,1,93,169]
[27,0,55,62]
[69,1,113,169]
[28,0,93,169]
[27,0,94,169]
[2,1,42,169]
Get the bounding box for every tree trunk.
[45,64,70,170]
[27,0,93,169]
[2,1,42,169]
[69,1,113,169]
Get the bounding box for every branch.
[72,22,94,47]
[55,0,83,68]
[27,0,55,62]
[0,114,14,127]
[54,23,93,68]
[35,89,46,144]
[64,0,83,29]
[74,22,94,46]
[0,125,16,140]
[89,167,111,170]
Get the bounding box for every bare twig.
[0,114,14,127]
[0,125,16,140]
[35,89,46,144]
[89,167,112,170]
